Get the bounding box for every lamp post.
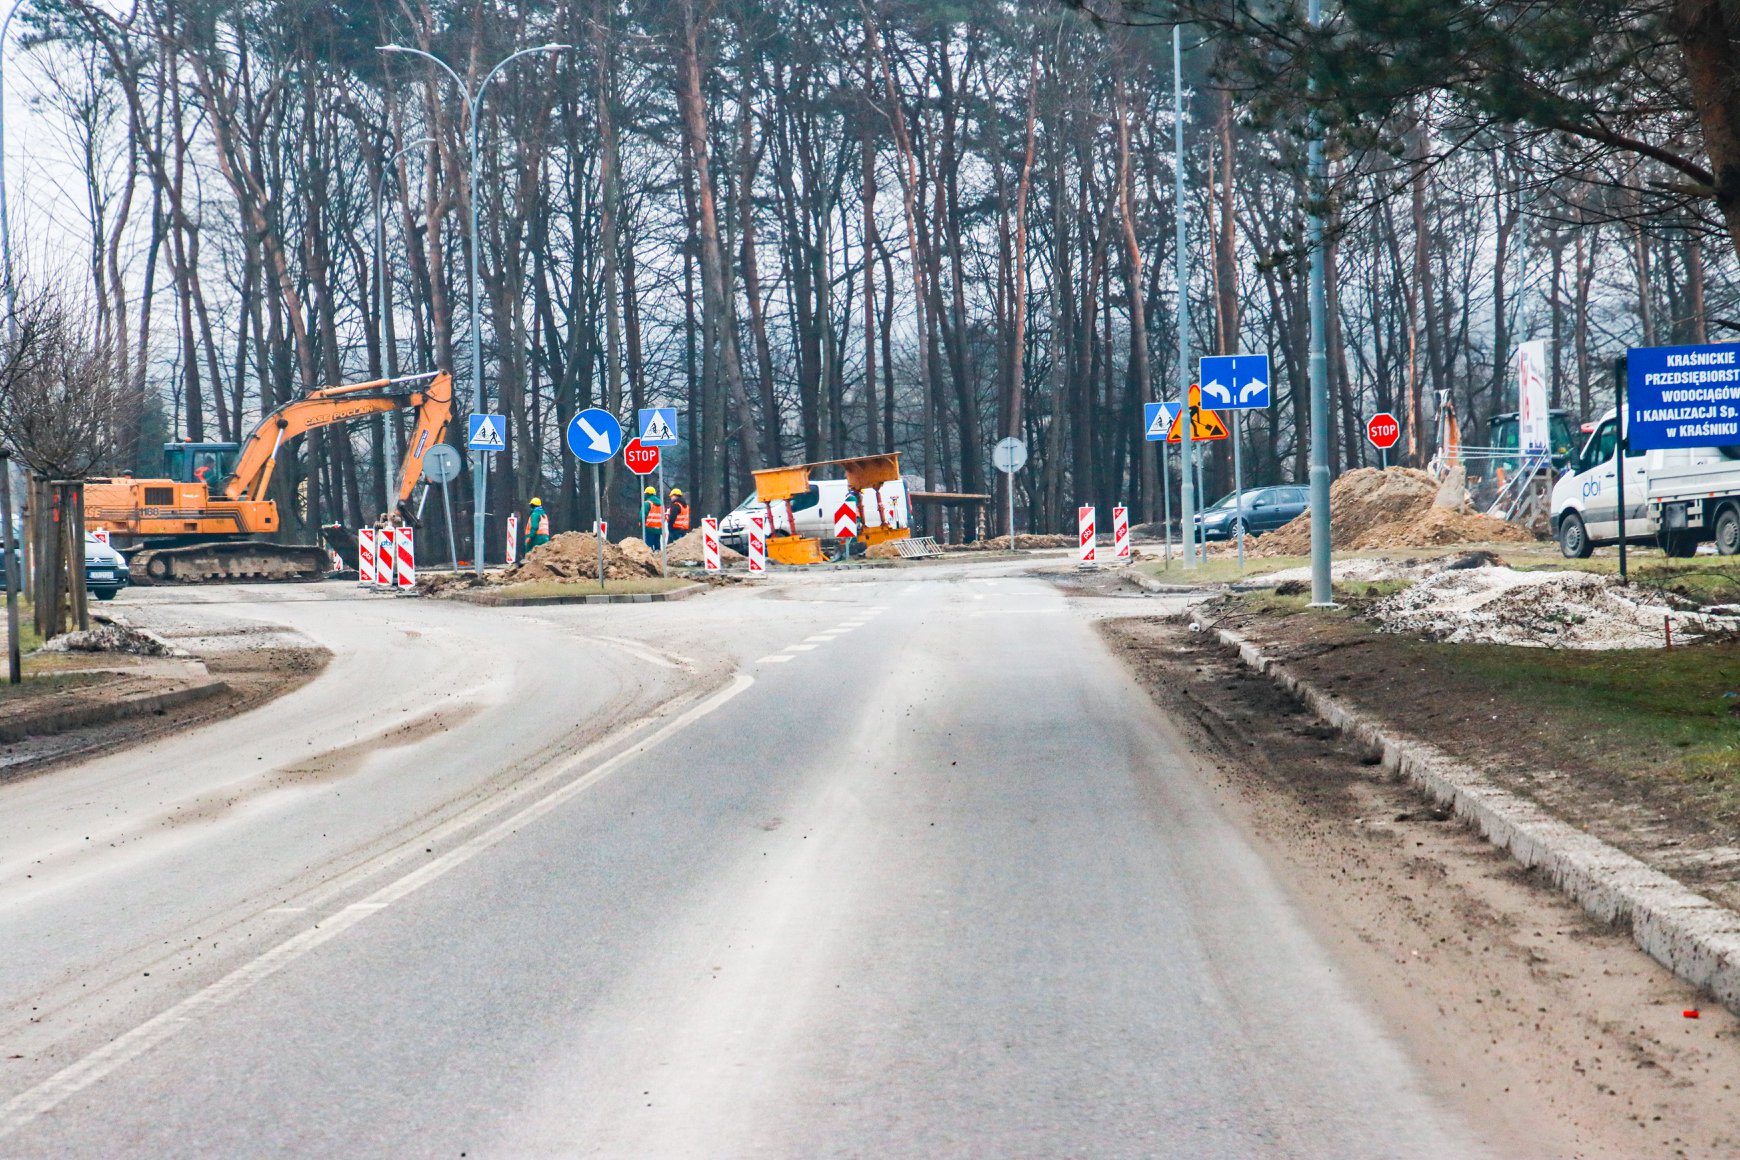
[0,0,26,343]
[1306,0,1334,606]
[1173,24,1195,567]
[375,42,571,415]
[378,42,570,578]
[374,136,433,377]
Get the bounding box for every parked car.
[85,534,131,599]
[718,477,911,553]
[1192,485,1309,541]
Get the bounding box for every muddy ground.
[1105,614,1740,1160]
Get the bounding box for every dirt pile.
[40,616,184,657]
[616,537,660,570]
[1366,567,1740,648]
[666,530,744,565]
[942,533,1076,552]
[505,532,660,582]
[1255,468,1537,555]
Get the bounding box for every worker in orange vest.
[641,486,664,550]
[666,488,690,538]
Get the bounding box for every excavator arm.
[222,371,455,516]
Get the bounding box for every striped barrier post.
[702,517,720,573]
[395,528,416,591]
[374,528,395,589]
[1113,505,1130,561]
[357,528,376,587]
[1078,505,1097,569]
[506,514,519,565]
[747,513,766,576]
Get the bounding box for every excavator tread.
[131,542,329,585]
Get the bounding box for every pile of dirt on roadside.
[39,615,184,657]
[941,533,1076,552]
[504,532,660,582]
[616,537,660,570]
[1255,468,1537,555]
[1366,566,1740,648]
[666,530,744,565]
[416,571,487,596]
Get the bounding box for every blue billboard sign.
[1626,342,1740,450]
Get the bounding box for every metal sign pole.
[441,478,458,572]
[1615,355,1628,585]
[658,460,667,577]
[472,454,486,578]
[1008,469,1016,553]
[593,462,605,589]
[1233,410,1245,573]
[0,451,18,684]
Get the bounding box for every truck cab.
[1550,409,1651,557]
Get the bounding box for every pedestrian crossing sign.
[468,413,506,451]
[1144,402,1180,441]
[638,407,679,446]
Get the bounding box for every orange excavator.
[85,370,454,583]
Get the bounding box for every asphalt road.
[0,562,1491,1158]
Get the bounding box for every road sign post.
[1113,505,1130,562]
[422,443,463,572]
[702,516,720,573]
[1200,354,1271,574]
[992,436,1027,552]
[833,498,858,552]
[637,409,678,577]
[1144,402,1179,566]
[1078,505,1097,569]
[467,414,506,577]
[567,407,624,588]
[747,513,766,575]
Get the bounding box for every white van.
[1550,407,1738,557]
[718,477,910,554]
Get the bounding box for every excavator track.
[130,542,330,585]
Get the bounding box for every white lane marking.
[785,644,818,652]
[591,635,697,672]
[0,674,757,1141]
[262,907,305,914]
[802,634,839,643]
[757,655,794,664]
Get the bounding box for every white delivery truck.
[717,476,911,556]
[1550,407,1740,557]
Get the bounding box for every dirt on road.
[1106,614,1740,1160]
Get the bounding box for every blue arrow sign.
[1626,342,1740,450]
[566,407,624,464]
[467,413,506,451]
[1199,354,1271,410]
[1144,402,1181,442]
[638,407,679,446]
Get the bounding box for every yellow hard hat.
[670,488,683,497]
[529,497,542,506]
[644,486,657,495]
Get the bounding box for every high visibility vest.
[527,509,548,538]
[644,502,664,529]
[669,501,690,532]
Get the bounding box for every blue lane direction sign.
[567,407,624,464]
[1626,342,1740,450]
[1144,402,1181,442]
[468,413,506,451]
[638,407,679,446]
[1198,354,1271,410]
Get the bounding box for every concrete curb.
[455,582,706,608]
[1193,612,1740,1013]
[0,679,230,744]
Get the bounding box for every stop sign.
[623,438,660,476]
[1366,412,1401,451]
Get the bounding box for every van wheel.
[1716,506,1740,556]
[1558,512,1593,559]
[1658,529,1699,558]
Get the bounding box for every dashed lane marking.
[757,655,795,664]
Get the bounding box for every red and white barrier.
[1113,504,1130,561]
[90,528,110,546]
[395,528,416,590]
[506,514,519,565]
[373,528,394,588]
[1078,505,1097,568]
[357,528,377,587]
[747,513,767,575]
[702,517,720,573]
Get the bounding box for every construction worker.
[666,488,691,539]
[641,486,664,550]
[525,497,551,552]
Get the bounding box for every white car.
[718,477,910,553]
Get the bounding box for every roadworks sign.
[1167,385,1230,442]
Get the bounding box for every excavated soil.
[1255,468,1537,555]
[667,530,744,565]
[503,532,661,583]
[615,537,660,570]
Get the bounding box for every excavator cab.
[163,443,240,491]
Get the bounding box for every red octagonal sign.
[1366,412,1401,451]
[623,438,660,476]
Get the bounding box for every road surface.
[0,562,1491,1157]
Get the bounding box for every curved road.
[0,564,1491,1157]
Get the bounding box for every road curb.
[1192,612,1740,1014]
[0,679,231,744]
[455,582,707,607]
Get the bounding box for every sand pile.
[1255,468,1536,555]
[1366,567,1740,649]
[506,532,659,582]
[41,615,184,657]
[666,530,744,565]
[616,537,660,569]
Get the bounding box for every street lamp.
[0,0,27,343]
[375,42,572,414]
[374,136,434,375]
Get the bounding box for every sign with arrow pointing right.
[566,407,624,464]
[1198,354,1271,410]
